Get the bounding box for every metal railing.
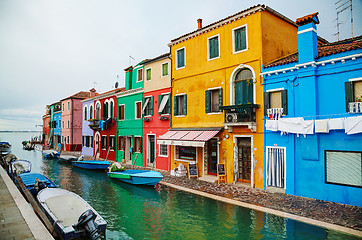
[220,104,259,123]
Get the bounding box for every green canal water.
[1,132,358,240]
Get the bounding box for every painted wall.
[82,99,94,157]
[143,58,171,92]
[53,111,62,150]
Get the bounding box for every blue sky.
[0,0,361,131]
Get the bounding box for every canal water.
[1,132,358,240]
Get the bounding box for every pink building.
[61,89,96,151]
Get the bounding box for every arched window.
[234,68,254,105]
[110,100,114,119]
[84,107,88,121]
[103,102,109,120]
[89,105,93,119]
[95,103,101,120]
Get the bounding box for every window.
[174,94,187,116]
[233,25,247,53]
[119,104,125,120]
[68,102,70,110]
[135,101,142,119]
[137,68,143,82]
[234,68,254,105]
[84,107,88,121]
[110,100,114,119]
[146,68,151,81]
[159,144,168,157]
[62,104,64,111]
[91,136,93,148]
[118,136,125,151]
[208,35,220,60]
[176,48,185,69]
[134,137,142,152]
[142,96,153,116]
[345,80,362,113]
[82,136,85,147]
[86,136,90,147]
[67,136,69,144]
[175,146,196,161]
[101,136,107,150]
[103,102,109,120]
[159,94,170,115]
[95,103,101,119]
[264,89,288,116]
[325,150,362,187]
[162,63,169,76]
[109,136,115,150]
[67,120,69,128]
[59,120,61,129]
[62,121,64,129]
[205,88,222,113]
[89,105,93,119]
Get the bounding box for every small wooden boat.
[37,188,107,240]
[9,160,31,179]
[72,160,111,170]
[0,141,11,155]
[42,150,60,158]
[108,169,163,186]
[18,172,57,196]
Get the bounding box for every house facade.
[262,13,362,206]
[142,53,171,171]
[42,106,50,146]
[116,62,145,166]
[161,4,299,188]
[81,98,95,157]
[53,103,62,151]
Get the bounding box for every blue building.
[53,108,62,151]
[261,13,362,207]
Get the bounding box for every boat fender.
[74,210,101,240]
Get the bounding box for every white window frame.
[108,99,115,119]
[266,146,286,189]
[161,62,169,77]
[135,101,142,119]
[118,104,125,121]
[158,143,169,157]
[134,135,142,153]
[176,47,186,70]
[174,145,197,162]
[207,86,222,115]
[136,68,143,82]
[207,34,220,61]
[109,135,115,151]
[159,92,171,116]
[101,135,107,150]
[89,104,94,120]
[143,96,152,117]
[84,106,88,121]
[145,67,152,81]
[232,24,248,54]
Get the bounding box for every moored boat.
[72,160,111,170]
[9,159,31,179]
[0,141,11,155]
[42,150,60,158]
[59,154,79,162]
[37,188,107,240]
[18,172,57,196]
[108,169,163,186]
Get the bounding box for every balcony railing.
[88,119,101,131]
[349,102,362,114]
[220,104,259,132]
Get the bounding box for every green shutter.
[264,92,270,116]
[174,96,178,116]
[218,88,223,112]
[167,93,171,114]
[345,82,354,112]
[183,94,187,115]
[205,90,210,113]
[162,63,168,76]
[281,90,288,115]
[247,80,253,104]
[177,49,185,68]
[158,94,162,114]
[209,37,219,59]
[150,96,154,116]
[235,27,246,52]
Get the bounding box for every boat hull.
[72,160,111,170]
[108,170,163,186]
[18,172,56,195]
[42,150,60,158]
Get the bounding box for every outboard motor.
[74,209,101,240]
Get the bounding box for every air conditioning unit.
[226,113,238,123]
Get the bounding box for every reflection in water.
[1,132,358,240]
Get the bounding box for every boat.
[2,153,17,168]
[107,169,163,186]
[59,154,79,162]
[37,188,107,240]
[23,142,35,150]
[9,160,31,179]
[0,141,11,155]
[18,172,57,196]
[42,150,60,158]
[72,160,111,170]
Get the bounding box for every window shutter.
[345,81,354,112]
[174,96,178,116]
[205,90,210,113]
[264,92,270,116]
[158,95,162,114]
[150,96,154,116]
[218,88,223,112]
[139,137,143,152]
[103,103,106,120]
[183,95,187,115]
[281,90,288,115]
[167,93,171,114]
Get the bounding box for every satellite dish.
[115,82,119,88]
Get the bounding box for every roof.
[85,87,125,101]
[61,91,94,101]
[264,35,362,68]
[142,53,170,65]
[169,4,296,46]
[295,12,319,26]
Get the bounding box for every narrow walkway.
[0,165,53,240]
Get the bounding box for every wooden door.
[148,135,155,167]
[207,139,218,175]
[237,138,251,182]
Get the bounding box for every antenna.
[335,0,353,40]
[93,81,97,88]
[129,55,135,66]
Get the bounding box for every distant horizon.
[0,130,42,132]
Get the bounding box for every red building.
[89,88,124,161]
[142,54,171,171]
[42,106,50,146]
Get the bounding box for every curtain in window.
[235,27,246,52]
[267,148,285,188]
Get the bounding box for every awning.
[157,129,220,147]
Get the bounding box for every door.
[266,147,285,188]
[125,137,132,163]
[147,135,155,167]
[207,139,218,175]
[95,133,100,158]
[237,138,251,182]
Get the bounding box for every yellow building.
[158,5,298,188]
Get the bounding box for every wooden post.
[105,147,111,161]
[132,153,138,167]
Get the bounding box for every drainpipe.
[168,46,173,172]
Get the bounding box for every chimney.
[124,66,133,90]
[197,18,202,29]
[89,88,96,97]
[296,12,319,63]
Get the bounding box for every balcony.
[220,104,259,132]
[88,119,101,131]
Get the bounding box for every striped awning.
[157,130,220,147]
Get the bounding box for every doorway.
[95,132,100,158]
[207,139,218,175]
[125,137,132,163]
[236,137,251,183]
[147,135,155,167]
